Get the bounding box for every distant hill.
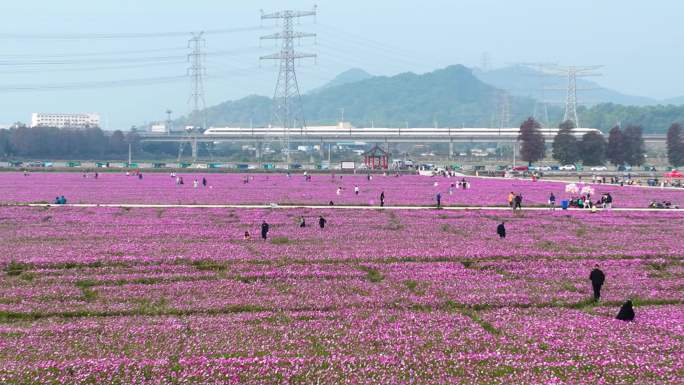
[189,65,535,128]
[473,65,658,106]
[177,65,684,134]
[309,68,373,94]
[662,96,684,106]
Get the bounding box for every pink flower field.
[0,174,683,384]
[1,171,683,207]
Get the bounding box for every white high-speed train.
[203,125,602,139]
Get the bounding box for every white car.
[590,166,608,171]
[559,164,576,171]
[538,166,552,171]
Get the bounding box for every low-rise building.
[31,113,100,128]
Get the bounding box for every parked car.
[559,164,576,171]
[538,166,552,171]
[617,165,632,172]
[590,166,608,171]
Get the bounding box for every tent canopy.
[664,170,684,178]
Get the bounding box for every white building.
[30,113,101,129]
[149,123,169,134]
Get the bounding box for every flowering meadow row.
[1,171,683,207]
[1,205,682,383]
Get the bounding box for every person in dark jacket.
[380,191,385,207]
[436,193,442,208]
[616,300,635,321]
[261,221,269,240]
[299,217,306,228]
[319,216,327,229]
[497,222,506,239]
[589,264,606,301]
[202,177,207,187]
[514,194,523,210]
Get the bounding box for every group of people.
[507,192,524,210]
[126,170,143,179]
[171,173,208,188]
[53,195,67,205]
[590,264,635,321]
[253,216,327,240]
[648,200,679,209]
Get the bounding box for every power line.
[0,25,268,40]
[0,47,262,67]
[0,67,261,92]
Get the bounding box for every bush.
[4,261,30,276]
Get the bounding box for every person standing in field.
[508,192,515,208]
[589,264,606,301]
[261,221,270,240]
[497,222,506,239]
[380,191,385,207]
[549,193,556,210]
[514,194,523,210]
[319,216,327,229]
[299,216,306,228]
[436,192,442,208]
[354,185,360,195]
[202,177,207,187]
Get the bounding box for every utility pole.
[260,6,317,163]
[165,109,173,133]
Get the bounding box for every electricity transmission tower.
[548,65,602,128]
[188,32,207,130]
[177,32,207,162]
[497,90,511,130]
[260,6,317,162]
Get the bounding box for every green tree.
[552,120,579,165]
[579,131,607,166]
[666,122,684,167]
[606,126,625,166]
[623,125,645,166]
[108,130,128,154]
[518,117,545,165]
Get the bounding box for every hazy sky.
[1,0,682,128]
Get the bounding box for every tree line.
[519,118,684,167]
[0,126,134,159]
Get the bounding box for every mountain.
[473,65,658,106]
[194,65,535,128]
[179,65,684,134]
[309,68,373,93]
[663,96,684,105]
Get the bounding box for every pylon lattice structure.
[497,90,511,129]
[260,6,317,162]
[551,65,602,128]
[188,32,207,130]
